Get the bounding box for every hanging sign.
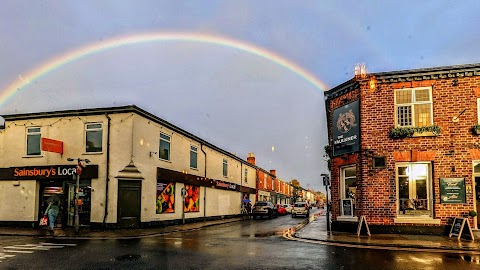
[41,138,63,154]
[332,100,360,156]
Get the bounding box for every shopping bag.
[39,215,48,226]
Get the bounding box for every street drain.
[115,254,142,261]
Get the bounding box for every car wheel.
[292,214,295,218]
[253,215,256,220]
[269,211,273,219]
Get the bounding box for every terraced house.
[325,63,480,235]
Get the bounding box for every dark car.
[252,201,277,219]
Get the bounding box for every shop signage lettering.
[215,180,237,190]
[13,167,79,177]
[0,165,98,180]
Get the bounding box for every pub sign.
[332,100,360,156]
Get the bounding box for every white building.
[0,105,257,228]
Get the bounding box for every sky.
[1,1,480,192]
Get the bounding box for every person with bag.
[44,200,60,232]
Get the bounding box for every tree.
[290,179,301,188]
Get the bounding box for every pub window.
[341,166,356,200]
[397,163,432,216]
[26,127,41,156]
[222,158,228,177]
[395,87,433,127]
[190,145,198,169]
[159,133,171,161]
[85,123,103,153]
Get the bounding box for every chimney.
[247,153,256,165]
[270,169,276,176]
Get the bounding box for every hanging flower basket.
[389,125,441,139]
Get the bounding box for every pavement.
[1,214,480,252]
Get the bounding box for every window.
[397,163,431,216]
[222,158,228,177]
[244,168,248,183]
[26,127,41,156]
[477,98,480,124]
[341,166,356,200]
[395,87,433,127]
[85,123,103,153]
[159,133,171,161]
[263,174,267,189]
[190,145,198,169]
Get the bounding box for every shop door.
[118,180,141,228]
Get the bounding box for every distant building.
[325,63,480,234]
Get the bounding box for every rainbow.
[0,32,329,108]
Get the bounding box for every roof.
[1,105,262,171]
[325,62,480,100]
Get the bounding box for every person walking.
[45,200,60,232]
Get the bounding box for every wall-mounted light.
[452,79,458,86]
[149,151,157,157]
[369,76,377,92]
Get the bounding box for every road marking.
[3,250,34,254]
[0,242,77,264]
[40,242,77,246]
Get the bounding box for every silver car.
[252,201,277,219]
[292,201,309,217]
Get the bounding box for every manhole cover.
[115,254,142,261]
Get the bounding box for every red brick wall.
[328,75,480,227]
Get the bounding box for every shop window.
[26,127,41,156]
[223,158,228,177]
[397,163,432,216]
[159,133,171,161]
[85,123,103,153]
[190,145,198,169]
[395,87,433,127]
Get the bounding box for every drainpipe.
[201,143,207,221]
[103,113,111,227]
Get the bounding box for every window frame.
[396,162,432,217]
[26,127,41,156]
[85,123,103,153]
[190,145,198,169]
[222,158,228,177]
[340,165,356,200]
[244,168,248,183]
[394,86,433,127]
[159,132,171,161]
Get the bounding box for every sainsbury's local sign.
[0,165,98,180]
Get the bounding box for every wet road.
[1,213,479,269]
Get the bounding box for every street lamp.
[67,158,90,233]
[321,173,331,234]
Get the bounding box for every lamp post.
[67,158,90,233]
[321,173,331,234]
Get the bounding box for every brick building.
[325,63,480,234]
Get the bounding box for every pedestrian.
[45,200,60,232]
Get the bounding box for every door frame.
[117,180,142,228]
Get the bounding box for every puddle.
[445,254,480,263]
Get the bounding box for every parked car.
[276,204,287,215]
[291,201,309,218]
[281,204,292,213]
[252,201,277,219]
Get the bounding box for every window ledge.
[23,155,44,158]
[337,216,359,222]
[83,152,103,155]
[394,217,440,225]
